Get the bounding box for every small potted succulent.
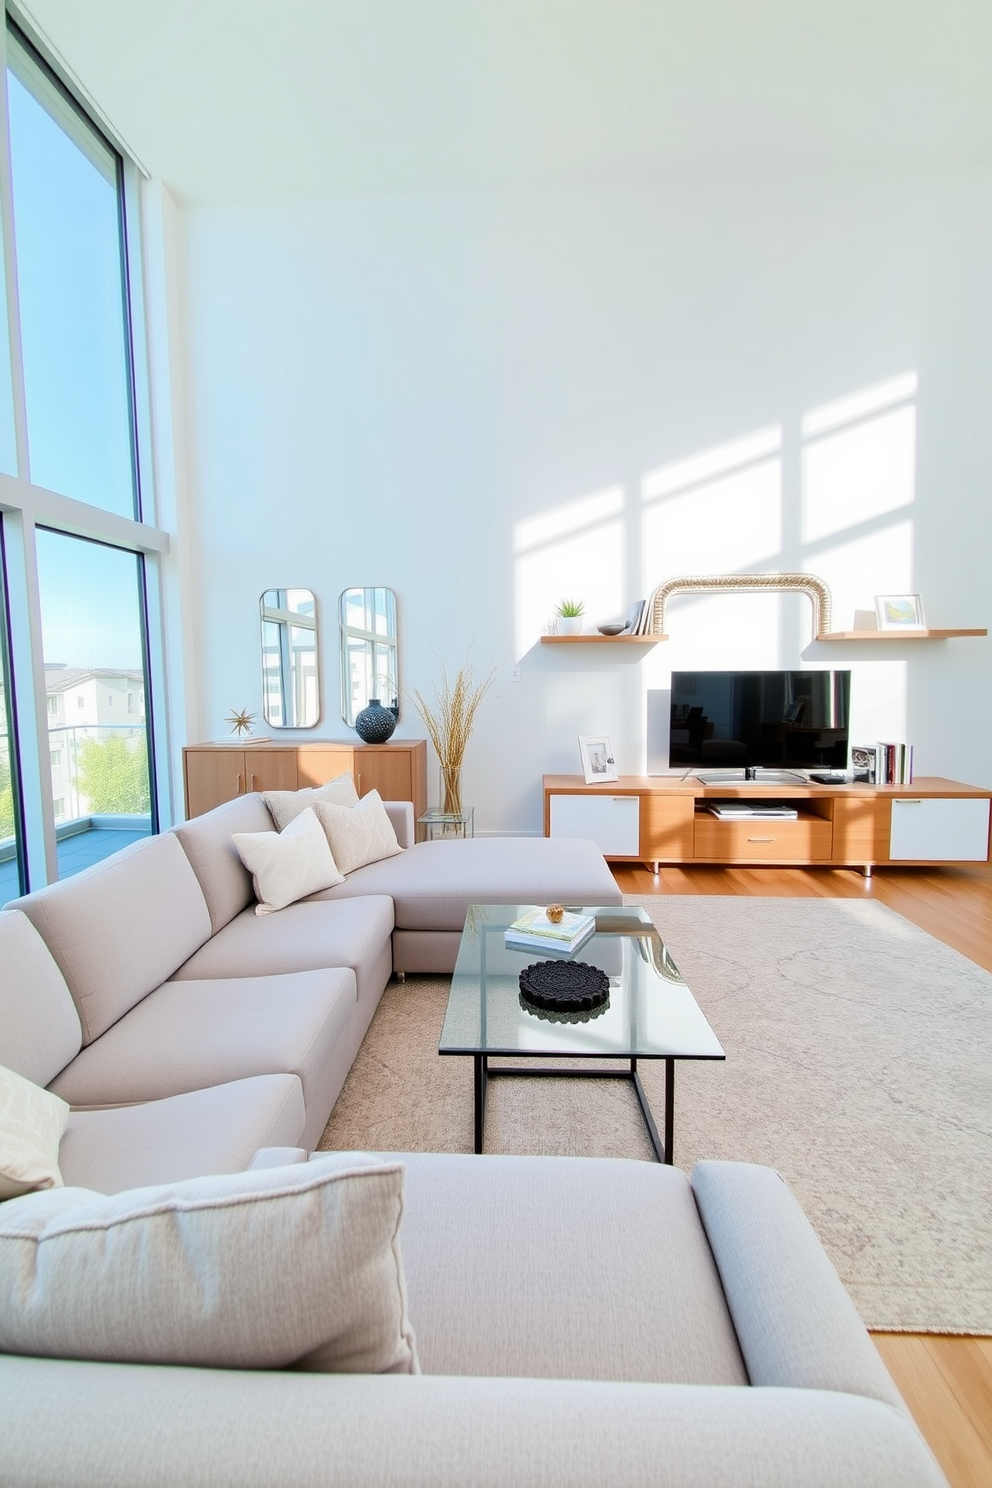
[554,598,585,635]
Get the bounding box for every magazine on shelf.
[706,804,799,820]
[504,908,596,953]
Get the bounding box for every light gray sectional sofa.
[1,791,622,1186]
[0,1156,947,1486]
[0,792,948,1486]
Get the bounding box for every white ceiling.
[17,0,992,205]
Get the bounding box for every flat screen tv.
[669,669,851,776]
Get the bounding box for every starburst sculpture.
[226,707,257,737]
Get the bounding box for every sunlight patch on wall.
[641,451,783,581]
[809,522,914,634]
[513,486,625,654]
[802,373,917,544]
[802,372,918,439]
[642,426,782,501]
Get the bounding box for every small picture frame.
[578,735,618,785]
[875,593,926,630]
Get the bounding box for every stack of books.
[851,743,914,785]
[622,598,655,636]
[504,908,596,956]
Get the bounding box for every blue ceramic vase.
[354,699,397,743]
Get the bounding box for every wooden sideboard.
[543,774,992,875]
[184,739,428,824]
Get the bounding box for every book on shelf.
[504,908,596,953]
[706,804,799,820]
[851,742,914,786]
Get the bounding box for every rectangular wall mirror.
[260,588,320,728]
[339,587,398,726]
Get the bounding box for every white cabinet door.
[549,794,640,856]
[889,798,990,861]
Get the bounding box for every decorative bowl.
[597,622,625,636]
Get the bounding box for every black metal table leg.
[473,1053,488,1154]
[665,1057,675,1165]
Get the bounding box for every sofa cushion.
[57,1075,307,1193]
[173,895,394,1013]
[0,911,82,1086]
[233,807,345,913]
[314,790,403,874]
[11,833,212,1046]
[49,968,357,1153]
[396,1152,748,1385]
[0,1065,70,1200]
[264,772,359,829]
[171,793,275,936]
[0,1154,418,1374]
[311,837,623,931]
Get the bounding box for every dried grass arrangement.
[410,656,496,815]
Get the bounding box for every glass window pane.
[6,30,137,516]
[36,529,153,878]
[0,520,25,905]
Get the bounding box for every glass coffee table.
[439,904,725,1163]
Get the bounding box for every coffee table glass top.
[439,904,724,1062]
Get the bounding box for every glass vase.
[440,765,462,816]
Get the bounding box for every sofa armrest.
[248,1147,309,1170]
[0,1359,948,1488]
[383,800,415,849]
[691,1161,908,1413]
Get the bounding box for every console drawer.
[694,816,832,862]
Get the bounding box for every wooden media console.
[543,775,992,876]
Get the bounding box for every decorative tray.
[518,959,610,1015]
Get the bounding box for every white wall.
[166,163,992,830]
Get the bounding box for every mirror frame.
[259,588,321,729]
[339,587,399,727]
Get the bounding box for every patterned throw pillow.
[314,790,403,876]
[232,806,345,913]
[0,1064,69,1200]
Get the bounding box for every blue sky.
[6,43,142,671]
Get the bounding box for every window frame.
[0,11,171,893]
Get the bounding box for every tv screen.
[669,670,851,774]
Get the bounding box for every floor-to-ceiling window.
[0,15,168,905]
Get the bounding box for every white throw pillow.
[232,806,345,913]
[0,1154,419,1373]
[263,773,359,831]
[0,1064,69,1200]
[314,790,403,876]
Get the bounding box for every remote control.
[808,771,848,785]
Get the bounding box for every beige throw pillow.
[264,772,359,831]
[0,1154,419,1373]
[232,806,344,913]
[314,789,403,875]
[0,1064,69,1200]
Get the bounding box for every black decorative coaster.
[519,959,610,1016]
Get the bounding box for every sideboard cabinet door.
[548,793,641,857]
[888,798,991,861]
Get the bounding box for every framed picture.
[875,594,926,630]
[578,735,618,785]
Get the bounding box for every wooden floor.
[612,859,992,1488]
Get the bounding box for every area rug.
[318,896,992,1333]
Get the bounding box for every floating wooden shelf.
[540,634,666,645]
[816,628,987,641]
